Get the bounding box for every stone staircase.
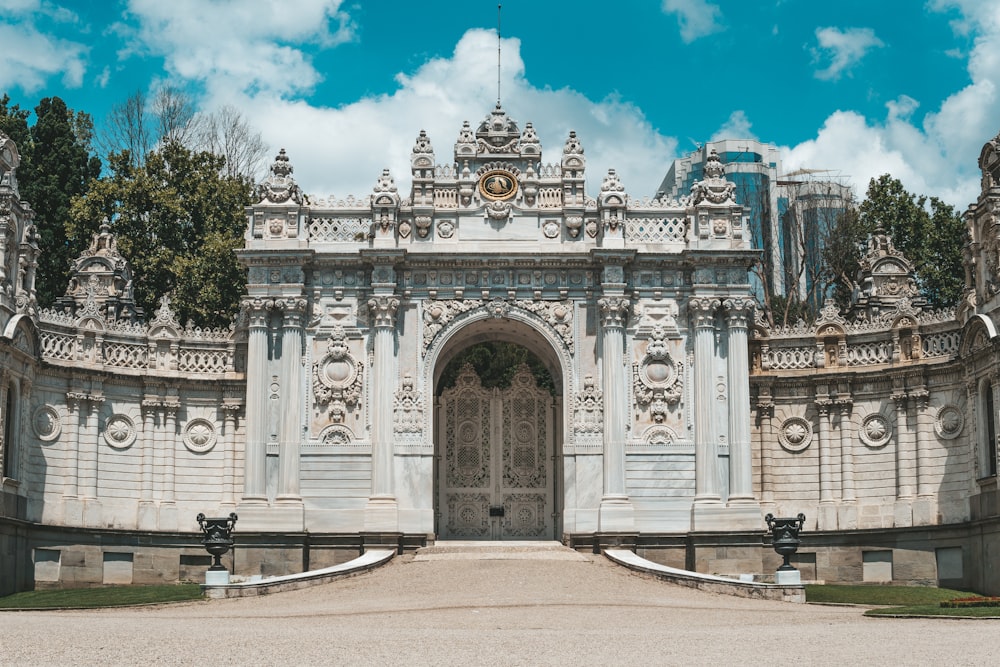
[414,540,590,561]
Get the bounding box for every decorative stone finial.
[256,148,302,205]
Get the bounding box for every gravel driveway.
[2,552,996,666]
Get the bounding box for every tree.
[857,175,966,309]
[69,141,251,327]
[437,342,555,396]
[99,90,152,168]
[193,104,268,181]
[1,96,102,307]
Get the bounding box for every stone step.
[414,540,590,561]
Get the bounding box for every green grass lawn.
[0,584,203,610]
[805,585,1000,618]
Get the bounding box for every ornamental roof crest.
[413,130,434,155]
[476,104,521,153]
[257,148,303,205]
[690,149,736,205]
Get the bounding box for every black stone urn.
[765,513,805,572]
[196,512,238,571]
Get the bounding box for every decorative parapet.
[752,298,960,374]
[37,295,240,377]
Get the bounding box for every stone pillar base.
[775,569,801,585]
[817,502,838,530]
[691,502,760,531]
[63,497,83,526]
[598,496,635,532]
[83,498,103,527]
[912,497,936,526]
[205,569,231,586]
[236,503,304,531]
[137,501,157,531]
[893,499,913,528]
[837,502,858,530]
[157,502,177,531]
[364,496,399,532]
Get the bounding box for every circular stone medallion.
[32,405,62,442]
[859,413,892,448]
[935,405,964,440]
[183,418,217,453]
[104,414,137,450]
[778,416,812,453]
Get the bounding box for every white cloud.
[121,0,355,98]
[784,3,1000,208]
[711,110,757,142]
[811,26,884,80]
[0,20,87,92]
[661,0,724,43]
[213,29,676,199]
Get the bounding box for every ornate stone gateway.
[438,364,554,540]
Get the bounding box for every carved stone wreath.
[104,414,136,450]
[183,418,217,453]
[859,413,892,448]
[313,326,363,422]
[32,404,62,442]
[633,326,683,423]
[934,405,964,440]
[778,416,812,452]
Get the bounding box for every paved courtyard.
[2,550,996,666]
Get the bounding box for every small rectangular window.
[862,550,893,582]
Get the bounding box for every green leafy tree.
[857,175,966,309]
[70,141,251,327]
[0,95,101,306]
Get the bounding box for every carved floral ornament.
[183,418,217,453]
[32,404,61,442]
[633,325,684,423]
[859,413,893,448]
[934,405,965,440]
[574,374,603,435]
[313,326,363,422]
[422,298,575,355]
[778,416,812,453]
[104,414,136,450]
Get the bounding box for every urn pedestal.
[197,512,238,585]
[765,513,805,585]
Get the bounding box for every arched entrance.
[430,317,566,540]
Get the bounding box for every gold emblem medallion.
[478,170,518,201]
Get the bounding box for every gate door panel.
[439,364,553,539]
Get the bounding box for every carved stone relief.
[183,417,217,453]
[312,326,363,422]
[633,325,683,423]
[778,416,812,453]
[394,372,424,435]
[934,405,964,440]
[859,413,892,448]
[104,414,136,450]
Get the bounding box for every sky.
[0,0,997,208]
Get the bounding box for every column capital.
[368,295,400,328]
[815,397,832,416]
[597,296,630,329]
[274,296,308,318]
[688,297,720,328]
[242,297,275,327]
[722,297,754,325]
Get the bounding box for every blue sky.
[1,0,997,207]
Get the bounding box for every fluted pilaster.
[242,298,272,503]
[276,298,306,503]
[724,298,754,502]
[690,297,721,502]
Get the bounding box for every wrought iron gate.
[437,363,553,539]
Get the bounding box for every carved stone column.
[755,397,775,504]
[82,393,104,526]
[912,389,935,525]
[892,391,913,527]
[277,299,306,503]
[366,293,400,530]
[221,403,241,509]
[137,397,159,531]
[690,297,721,503]
[724,298,754,503]
[597,295,633,530]
[837,400,855,502]
[816,397,837,530]
[62,391,85,525]
[241,298,271,503]
[159,401,179,531]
